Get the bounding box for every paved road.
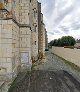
[8,51,80,92]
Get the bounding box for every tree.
[57,38,61,47]
[53,39,58,46]
[60,36,76,46]
[49,36,76,47]
[49,40,54,46]
[49,39,58,47]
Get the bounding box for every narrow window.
[30,0,31,2]
[34,11,36,18]
[35,41,36,45]
[34,26,36,32]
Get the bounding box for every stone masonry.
[30,0,39,60]
[0,0,48,80]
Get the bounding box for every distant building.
[75,43,80,47]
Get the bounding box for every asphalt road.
[8,51,80,92]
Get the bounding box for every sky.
[38,0,80,42]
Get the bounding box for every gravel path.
[8,51,80,92]
[33,51,80,82]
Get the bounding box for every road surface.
[8,51,80,92]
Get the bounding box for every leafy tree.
[53,39,58,46]
[49,40,54,46]
[57,38,61,47]
[49,39,58,46]
[49,36,76,47]
[60,36,76,46]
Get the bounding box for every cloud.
[48,32,54,35]
[71,22,80,30]
[59,26,70,34]
[38,0,80,42]
[39,0,55,17]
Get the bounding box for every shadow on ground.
[8,70,80,92]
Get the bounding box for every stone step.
[0,81,5,89]
[0,81,11,92]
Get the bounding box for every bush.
[60,36,76,46]
[38,52,44,59]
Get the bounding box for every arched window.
[30,0,31,3]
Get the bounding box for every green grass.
[8,72,31,92]
[31,60,44,70]
[31,64,37,70]
[8,79,17,92]
[37,61,43,65]
[52,53,80,72]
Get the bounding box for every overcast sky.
[38,0,80,42]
